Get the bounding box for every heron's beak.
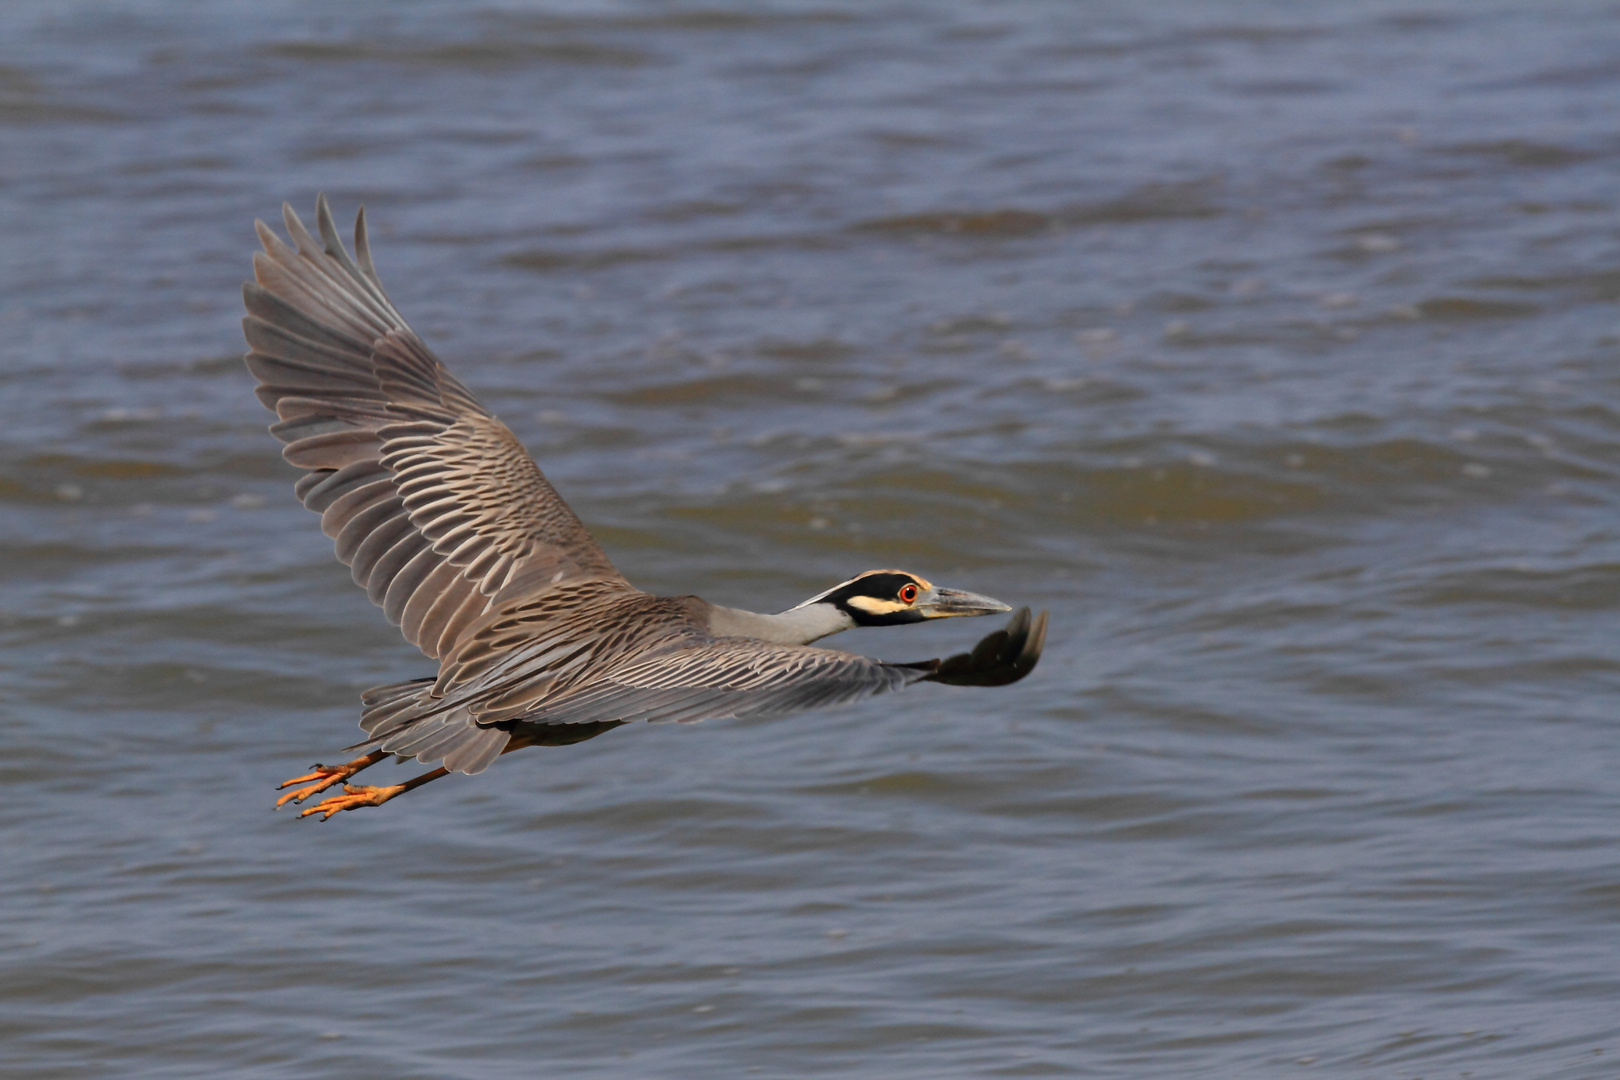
[916,586,1012,619]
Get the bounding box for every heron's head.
[794,569,1011,628]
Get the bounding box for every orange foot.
[299,783,407,820]
[274,750,387,808]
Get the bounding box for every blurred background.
[4,2,1620,1077]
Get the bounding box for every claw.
[275,767,347,807]
[298,783,405,820]
[277,768,328,789]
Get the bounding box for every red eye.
[899,583,919,604]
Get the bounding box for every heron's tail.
[345,677,508,775]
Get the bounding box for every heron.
[244,196,1047,819]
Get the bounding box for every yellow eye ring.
[899,583,919,604]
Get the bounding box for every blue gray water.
[4,2,1620,1076]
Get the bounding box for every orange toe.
[297,783,406,820]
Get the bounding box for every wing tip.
[315,192,343,258]
[916,605,1047,687]
[355,204,379,281]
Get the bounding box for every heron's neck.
[706,602,855,645]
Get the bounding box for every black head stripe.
[825,572,919,606]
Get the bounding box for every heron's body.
[245,197,1046,818]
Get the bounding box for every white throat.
[706,601,856,645]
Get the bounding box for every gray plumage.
[245,196,1046,796]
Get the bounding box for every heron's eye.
[898,583,919,604]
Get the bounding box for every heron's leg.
[275,749,389,808]
[298,766,450,820]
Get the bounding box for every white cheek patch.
[847,595,904,616]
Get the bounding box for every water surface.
[3,2,1620,1077]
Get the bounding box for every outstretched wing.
[522,639,926,727]
[919,607,1047,687]
[520,607,1049,728]
[242,195,623,660]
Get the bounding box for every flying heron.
[244,196,1047,820]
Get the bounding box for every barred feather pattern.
[243,196,634,773]
[243,195,623,671]
[526,639,928,728]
